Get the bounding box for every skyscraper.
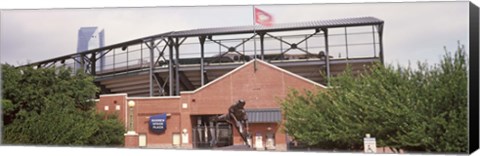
[76,27,105,72]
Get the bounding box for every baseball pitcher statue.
[212,99,251,148]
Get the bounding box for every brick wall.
[183,60,322,114]
[96,93,128,129]
[96,60,324,150]
[179,60,323,150]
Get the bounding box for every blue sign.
[149,113,167,133]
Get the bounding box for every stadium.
[22,16,385,150]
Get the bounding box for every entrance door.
[192,115,233,148]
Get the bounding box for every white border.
[127,96,181,100]
[0,0,466,9]
[1,1,477,156]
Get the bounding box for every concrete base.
[124,132,139,148]
[255,146,266,151]
[266,146,276,151]
[214,145,254,151]
[145,144,193,149]
[275,144,287,151]
[125,131,138,136]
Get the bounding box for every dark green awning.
[246,108,282,123]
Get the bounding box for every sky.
[0,1,471,68]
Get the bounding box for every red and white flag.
[254,7,274,27]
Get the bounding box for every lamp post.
[127,100,136,134]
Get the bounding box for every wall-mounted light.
[128,100,135,108]
[127,100,136,133]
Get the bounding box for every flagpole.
[252,5,257,71]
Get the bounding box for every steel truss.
[20,17,385,97]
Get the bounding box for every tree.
[1,65,124,146]
[281,44,468,153]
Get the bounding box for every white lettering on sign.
[151,119,165,122]
[150,117,166,132]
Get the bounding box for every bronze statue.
[212,99,251,148]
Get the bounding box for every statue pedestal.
[215,145,253,151]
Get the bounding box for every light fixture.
[128,100,135,107]
[127,100,136,134]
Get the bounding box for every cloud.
[1,6,253,65]
[258,2,468,66]
[0,2,470,67]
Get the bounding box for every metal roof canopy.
[21,16,384,67]
[170,16,384,37]
[20,16,384,98]
[246,108,282,123]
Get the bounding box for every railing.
[36,25,381,78]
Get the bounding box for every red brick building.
[17,17,384,151]
[95,60,325,150]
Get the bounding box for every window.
[139,134,147,147]
[115,105,121,111]
[173,133,181,147]
[104,106,109,111]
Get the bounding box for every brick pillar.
[124,133,139,148]
[180,96,193,149]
